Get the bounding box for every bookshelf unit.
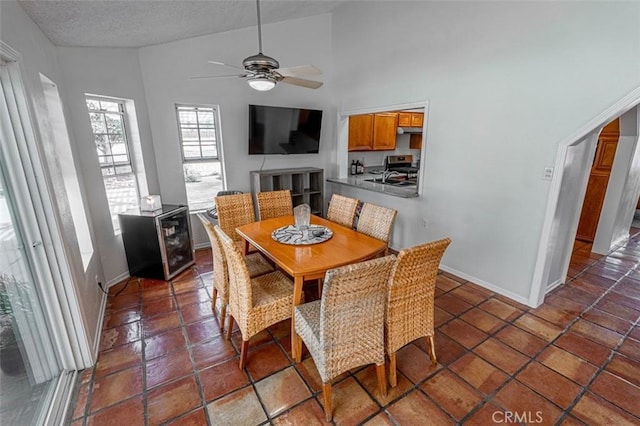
[250,167,325,216]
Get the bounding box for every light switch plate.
[543,167,554,181]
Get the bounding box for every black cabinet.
[119,204,195,280]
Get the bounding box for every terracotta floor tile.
[180,300,215,325]
[606,354,640,386]
[477,298,523,321]
[473,338,529,375]
[184,317,221,345]
[163,408,208,425]
[554,332,612,365]
[449,352,509,395]
[71,383,89,420]
[79,367,94,385]
[514,313,564,342]
[460,308,506,334]
[89,366,143,412]
[267,318,291,340]
[244,341,290,381]
[323,377,379,426]
[102,309,141,329]
[85,396,144,426]
[558,415,587,426]
[590,370,640,417]
[435,275,462,292]
[613,277,640,300]
[254,367,311,417]
[206,385,267,425]
[463,402,506,426]
[172,277,201,295]
[106,293,140,312]
[175,287,210,308]
[554,286,600,307]
[141,295,179,318]
[569,319,624,349]
[600,291,640,312]
[516,362,582,409]
[386,389,454,425]
[191,334,237,370]
[361,411,394,426]
[434,306,454,327]
[355,364,412,406]
[595,298,640,322]
[582,308,633,335]
[144,327,187,361]
[140,280,172,301]
[432,331,467,366]
[199,358,250,402]
[449,285,491,306]
[434,293,473,316]
[394,342,441,384]
[99,321,141,352]
[94,341,143,377]
[271,398,330,425]
[631,326,640,341]
[574,272,617,290]
[146,348,193,389]
[586,263,627,281]
[439,318,488,349]
[571,392,639,426]
[231,328,273,350]
[142,310,182,338]
[544,293,589,316]
[529,303,577,328]
[494,380,562,426]
[618,337,640,361]
[536,346,597,386]
[148,377,201,425]
[420,370,482,420]
[494,324,547,357]
[568,278,610,297]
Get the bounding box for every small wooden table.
[236,215,387,359]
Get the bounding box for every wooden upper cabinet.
[348,114,374,151]
[397,112,411,127]
[410,113,424,128]
[372,113,398,150]
[348,113,397,151]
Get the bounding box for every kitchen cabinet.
[119,205,195,280]
[348,113,398,151]
[409,134,423,150]
[397,112,424,128]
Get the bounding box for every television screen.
[249,104,323,155]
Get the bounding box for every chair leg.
[316,279,323,298]
[226,316,234,340]
[427,335,437,366]
[389,352,397,388]
[211,287,218,314]
[219,304,227,332]
[376,363,387,397]
[239,339,249,370]
[322,382,333,422]
[293,332,303,363]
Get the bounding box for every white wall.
[55,46,160,285]
[331,1,640,303]
[0,1,103,353]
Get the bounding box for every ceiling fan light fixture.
[248,75,276,91]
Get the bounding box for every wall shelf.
[250,167,325,216]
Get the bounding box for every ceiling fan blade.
[277,65,322,78]
[207,60,246,72]
[189,74,248,80]
[280,76,323,89]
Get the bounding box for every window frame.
[175,104,221,164]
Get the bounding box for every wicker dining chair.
[356,203,398,243]
[214,225,296,370]
[196,214,273,332]
[326,194,359,228]
[294,255,396,421]
[385,237,451,387]
[256,189,294,220]
[215,192,256,252]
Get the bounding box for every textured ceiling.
[17,0,349,48]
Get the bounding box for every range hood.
[396,127,423,134]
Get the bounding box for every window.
[176,104,225,211]
[86,96,139,233]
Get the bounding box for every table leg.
[291,275,304,360]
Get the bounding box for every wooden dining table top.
[235,214,388,279]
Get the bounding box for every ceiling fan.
[191,0,323,91]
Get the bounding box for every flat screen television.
[249,104,323,155]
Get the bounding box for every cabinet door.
[348,114,374,151]
[411,113,424,127]
[576,172,609,242]
[409,134,422,149]
[372,113,398,151]
[397,112,411,127]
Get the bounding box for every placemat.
[272,224,333,245]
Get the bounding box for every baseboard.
[544,279,563,295]
[92,271,131,359]
[194,242,211,250]
[439,264,531,307]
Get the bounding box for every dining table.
[235,214,388,359]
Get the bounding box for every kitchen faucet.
[382,170,401,183]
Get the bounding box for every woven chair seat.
[245,252,273,278]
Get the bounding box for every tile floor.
[69,234,640,425]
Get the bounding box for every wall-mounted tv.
[249,104,323,155]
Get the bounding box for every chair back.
[213,226,253,317]
[256,190,294,220]
[319,255,395,377]
[386,238,451,354]
[326,194,359,228]
[356,203,397,242]
[196,214,229,302]
[215,193,255,242]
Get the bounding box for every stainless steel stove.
[385,155,419,178]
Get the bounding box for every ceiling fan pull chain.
[256,0,263,54]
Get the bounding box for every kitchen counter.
[327,173,419,198]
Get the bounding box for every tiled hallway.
[69,233,640,425]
